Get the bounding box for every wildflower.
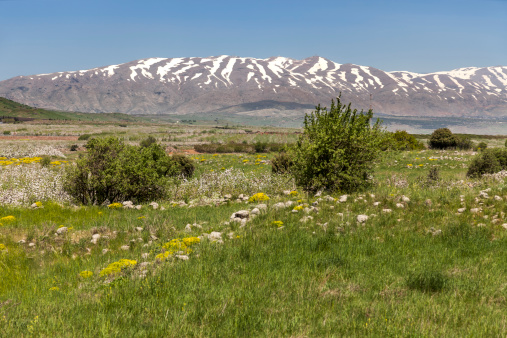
[49,287,60,291]
[107,202,122,209]
[407,164,413,167]
[79,271,93,278]
[0,244,6,251]
[100,259,137,277]
[98,212,103,215]
[248,193,270,202]
[293,205,303,211]
[289,191,298,196]
[272,221,284,227]
[0,216,15,223]
[242,159,249,163]
[182,237,200,246]
[35,201,43,208]
[200,159,206,162]
[297,199,303,204]
[137,216,146,219]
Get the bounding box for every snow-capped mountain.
[0,55,506,118]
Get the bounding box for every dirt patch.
[0,136,79,141]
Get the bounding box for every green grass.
[0,149,506,336]
[0,97,145,123]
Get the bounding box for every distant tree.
[429,128,457,149]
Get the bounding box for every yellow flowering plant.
[79,271,93,278]
[107,203,123,209]
[100,259,137,277]
[248,193,270,202]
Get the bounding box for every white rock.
[224,194,232,199]
[251,208,260,215]
[357,215,369,223]
[432,229,442,236]
[338,195,348,203]
[141,253,150,259]
[273,202,286,210]
[232,210,250,219]
[56,227,68,235]
[283,190,291,195]
[457,208,466,213]
[396,203,404,208]
[373,202,381,206]
[425,199,432,206]
[231,217,242,224]
[135,227,143,232]
[401,196,410,203]
[501,224,507,230]
[323,196,335,202]
[284,201,294,208]
[175,255,189,261]
[160,206,165,211]
[135,205,142,210]
[240,219,247,227]
[120,245,130,251]
[18,240,26,244]
[149,202,159,210]
[494,195,503,201]
[470,208,480,213]
[292,209,299,213]
[185,224,192,232]
[256,204,267,211]
[369,194,375,199]
[28,243,36,247]
[479,191,489,199]
[477,223,486,227]
[314,190,323,197]
[382,209,392,213]
[102,249,109,254]
[209,232,222,241]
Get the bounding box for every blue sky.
[0,0,506,80]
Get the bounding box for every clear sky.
[0,0,506,80]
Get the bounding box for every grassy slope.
[0,151,506,336]
[0,97,143,122]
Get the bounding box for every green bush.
[287,97,387,193]
[429,128,457,149]
[70,144,78,151]
[3,130,11,135]
[475,141,487,151]
[64,137,194,205]
[271,152,293,174]
[140,136,157,148]
[40,156,51,167]
[171,154,195,178]
[466,148,507,177]
[390,130,425,150]
[455,135,474,150]
[78,134,91,141]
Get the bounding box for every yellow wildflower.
[107,203,122,209]
[272,221,284,227]
[49,287,60,291]
[248,193,269,202]
[0,216,15,223]
[79,271,93,278]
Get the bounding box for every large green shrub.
[455,135,474,150]
[64,137,194,205]
[288,97,387,193]
[390,130,425,150]
[467,148,507,177]
[429,128,457,149]
[271,152,293,174]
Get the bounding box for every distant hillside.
[0,97,143,122]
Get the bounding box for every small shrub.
[455,135,473,150]
[40,156,51,167]
[140,136,157,148]
[3,130,11,135]
[70,144,78,151]
[429,128,457,149]
[427,167,440,182]
[475,141,487,151]
[466,148,507,177]
[271,152,293,174]
[254,141,268,153]
[390,130,425,150]
[406,270,448,293]
[505,139,507,148]
[78,134,91,141]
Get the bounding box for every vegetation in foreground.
[0,108,506,335]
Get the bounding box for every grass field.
[0,123,506,336]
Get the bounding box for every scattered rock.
[18,240,26,244]
[401,195,410,203]
[494,195,503,201]
[425,199,432,207]
[135,205,142,210]
[323,196,335,202]
[251,208,260,215]
[28,243,35,248]
[479,191,489,199]
[56,227,68,235]
[501,224,507,230]
[285,201,295,208]
[135,227,143,232]
[149,202,159,210]
[224,194,232,199]
[231,210,249,219]
[373,202,381,206]
[470,208,480,213]
[357,215,369,223]
[338,195,348,203]
[123,201,134,209]
[256,204,267,211]
[273,202,286,210]
[175,255,189,261]
[395,203,404,208]
[102,249,109,254]
[314,190,323,197]
[382,209,392,213]
[209,232,222,241]
[141,253,150,259]
[120,245,130,251]
[477,223,486,227]
[457,208,466,213]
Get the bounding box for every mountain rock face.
[0,55,506,117]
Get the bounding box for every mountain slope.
[0,56,506,118]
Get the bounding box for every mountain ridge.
[0,55,506,118]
